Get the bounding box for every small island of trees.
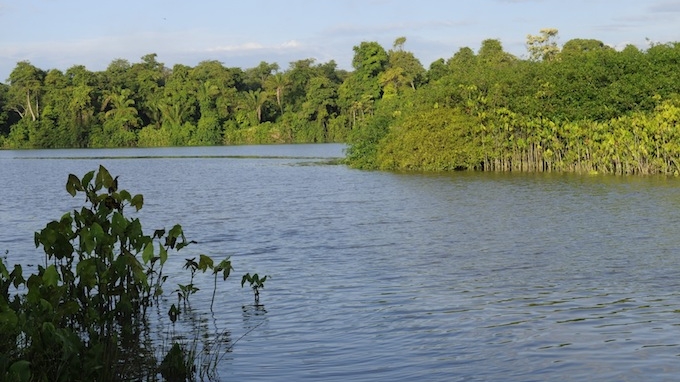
[1,29,679,175]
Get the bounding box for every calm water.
[2,144,680,381]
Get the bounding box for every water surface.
[1,144,679,381]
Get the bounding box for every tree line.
[1,30,680,175]
[345,30,680,175]
[0,54,356,148]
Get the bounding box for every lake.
[1,144,680,381]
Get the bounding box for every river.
[1,144,680,381]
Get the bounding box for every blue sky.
[1,0,679,81]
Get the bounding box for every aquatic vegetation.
[241,273,268,305]
[0,166,266,381]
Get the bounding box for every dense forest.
[1,29,680,174]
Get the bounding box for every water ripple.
[3,149,680,380]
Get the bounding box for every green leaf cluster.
[3,31,680,175]
[0,55,352,148]
[344,34,680,175]
[241,273,268,305]
[0,166,267,381]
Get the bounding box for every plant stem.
[211,272,217,312]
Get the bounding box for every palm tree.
[196,81,220,117]
[68,84,95,146]
[101,88,140,130]
[157,98,192,128]
[243,89,268,123]
[265,72,289,113]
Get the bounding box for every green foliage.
[352,41,389,78]
[159,343,191,382]
[375,108,481,171]
[137,125,172,147]
[526,28,560,62]
[3,35,680,176]
[344,112,392,169]
[345,37,680,175]
[241,273,268,305]
[0,166,269,381]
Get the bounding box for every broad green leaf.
[0,258,8,278]
[168,224,183,239]
[198,254,213,272]
[99,165,114,189]
[42,265,60,287]
[215,258,233,280]
[176,239,197,251]
[159,246,168,265]
[76,258,97,288]
[142,242,154,264]
[66,173,81,197]
[166,224,184,249]
[82,170,95,188]
[90,223,105,243]
[11,264,24,288]
[127,219,143,240]
[111,212,128,235]
[8,360,30,382]
[133,266,148,285]
[26,274,42,303]
[80,227,95,254]
[131,194,144,211]
[94,167,104,190]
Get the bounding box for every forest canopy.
[1,30,680,175]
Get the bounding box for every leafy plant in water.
[211,258,233,311]
[159,342,193,382]
[28,165,195,380]
[176,257,200,305]
[241,273,268,305]
[0,165,270,382]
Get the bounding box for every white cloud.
[282,40,300,48]
[207,42,265,53]
[206,40,303,54]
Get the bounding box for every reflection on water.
[2,145,680,381]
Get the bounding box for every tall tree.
[39,69,75,147]
[478,39,516,66]
[339,41,388,123]
[427,58,449,82]
[285,58,317,110]
[526,28,560,61]
[103,58,134,91]
[302,76,339,140]
[383,37,425,94]
[162,63,197,126]
[352,41,388,78]
[242,89,268,124]
[0,82,11,135]
[129,53,167,127]
[264,72,289,113]
[245,61,279,90]
[560,38,610,57]
[101,88,140,131]
[7,61,45,121]
[91,88,139,147]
